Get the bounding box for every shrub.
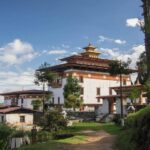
[37,131,52,142]
[0,124,15,150]
[40,108,67,131]
[118,104,150,150]
[113,114,121,125]
[52,130,74,139]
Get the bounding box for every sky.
[0,0,145,98]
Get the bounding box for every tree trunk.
[43,82,45,114]
[143,0,150,79]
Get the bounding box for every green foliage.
[117,104,150,150]
[63,76,82,109]
[0,124,15,150]
[128,87,141,103]
[39,108,67,131]
[12,130,27,138]
[31,99,42,110]
[52,130,74,139]
[36,131,52,142]
[144,79,150,99]
[34,62,57,86]
[109,59,131,75]
[136,51,147,84]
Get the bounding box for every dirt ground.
[61,130,116,150]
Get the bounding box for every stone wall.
[67,111,96,121]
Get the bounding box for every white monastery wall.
[6,113,33,125]
[49,78,66,105]
[101,100,109,114]
[82,78,120,104]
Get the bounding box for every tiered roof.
[46,44,112,73]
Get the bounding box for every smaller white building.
[97,85,147,115]
[0,90,50,110]
[0,106,34,126]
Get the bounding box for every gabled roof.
[111,85,143,91]
[0,106,41,114]
[97,94,128,99]
[0,89,50,96]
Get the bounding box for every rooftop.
[0,89,50,96]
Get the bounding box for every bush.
[113,114,121,125]
[40,108,67,131]
[0,124,15,150]
[37,131,52,142]
[117,104,150,150]
[52,130,74,139]
[12,130,28,138]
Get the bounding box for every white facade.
[4,97,43,111]
[0,113,33,125]
[49,70,131,111]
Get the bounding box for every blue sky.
[0,0,145,94]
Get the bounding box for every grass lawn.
[66,121,122,135]
[18,135,87,150]
[18,122,121,150]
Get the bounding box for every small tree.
[63,76,82,110]
[0,124,15,150]
[31,100,42,110]
[34,62,57,113]
[136,51,147,84]
[109,59,131,126]
[129,87,141,104]
[144,79,150,103]
[40,108,67,131]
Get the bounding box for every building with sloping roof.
[42,44,133,111]
[0,106,36,127]
[0,90,50,111]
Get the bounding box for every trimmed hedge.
[118,104,150,150]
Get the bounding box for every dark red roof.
[97,94,128,99]
[0,106,39,114]
[111,85,143,91]
[0,89,50,96]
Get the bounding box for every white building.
[44,44,132,112]
[0,107,34,126]
[97,85,147,115]
[0,90,49,110]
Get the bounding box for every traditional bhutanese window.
[52,97,54,104]
[79,76,83,83]
[96,88,101,95]
[97,98,101,102]
[58,97,60,104]
[21,98,24,104]
[20,116,25,123]
[80,87,84,95]
[1,116,4,123]
[123,79,127,85]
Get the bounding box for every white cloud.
[48,50,67,55]
[114,39,126,44]
[98,35,126,45]
[126,18,141,27]
[0,69,42,93]
[0,39,36,65]
[61,44,70,49]
[102,44,145,68]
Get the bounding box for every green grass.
[58,135,87,144]
[18,135,87,150]
[18,140,61,150]
[66,121,122,135]
[66,121,102,133]
[100,122,122,135]
[18,122,122,150]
